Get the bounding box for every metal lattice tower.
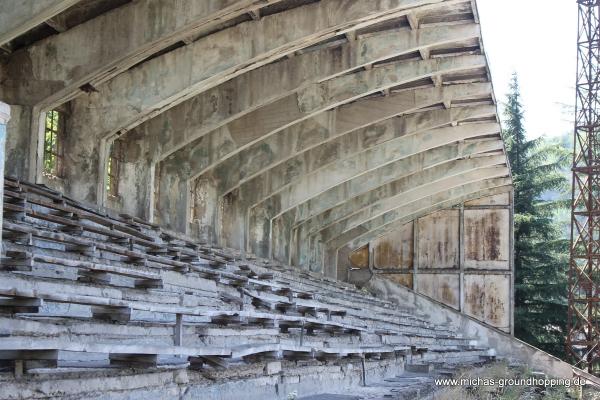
[568,0,600,374]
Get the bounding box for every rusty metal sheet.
[464,209,510,270]
[373,222,413,270]
[464,192,510,206]
[463,274,510,331]
[385,273,413,289]
[417,210,459,269]
[416,273,460,310]
[349,245,369,269]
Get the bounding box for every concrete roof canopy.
[0,0,511,276]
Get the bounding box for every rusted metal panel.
[375,202,512,331]
[349,245,369,269]
[417,210,459,269]
[463,274,510,331]
[373,222,413,270]
[385,273,413,289]
[464,193,510,206]
[464,209,509,270]
[416,273,460,310]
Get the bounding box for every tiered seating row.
[1,178,491,381]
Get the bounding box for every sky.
[476,0,577,139]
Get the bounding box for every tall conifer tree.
[503,73,570,357]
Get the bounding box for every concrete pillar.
[4,105,32,180]
[0,102,11,251]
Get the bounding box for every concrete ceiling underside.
[0,0,512,273]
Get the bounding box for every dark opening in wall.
[106,139,124,197]
[43,110,65,178]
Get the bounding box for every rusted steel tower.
[567,0,600,374]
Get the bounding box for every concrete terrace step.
[3,215,428,329]
[1,179,493,390]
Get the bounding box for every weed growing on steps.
[432,361,590,399]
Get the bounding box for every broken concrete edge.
[365,275,600,388]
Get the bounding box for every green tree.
[503,73,570,358]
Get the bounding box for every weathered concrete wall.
[365,275,594,383]
[345,192,514,332]
[312,171,510,272]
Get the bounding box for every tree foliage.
[503,73,570,358]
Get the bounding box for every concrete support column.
[0,102,12,251]
[61,101,103,205]
[4,105,32,180]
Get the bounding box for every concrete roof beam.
[297,155,507,237]
[290,152,506,230]
[166,55,488,185]
[63,21,482,211]
[153,57,490,231]
[0,0,80,47]
[1,0,286,107]
[336,181,512,251]
[286,157,506,265]
[249,122,502,217]
[219,103,496,203]
[153,84,494,234]
[314,166,509,243]
[148,22,483,160]
[67,0,457,140]
[242,124,502,257]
